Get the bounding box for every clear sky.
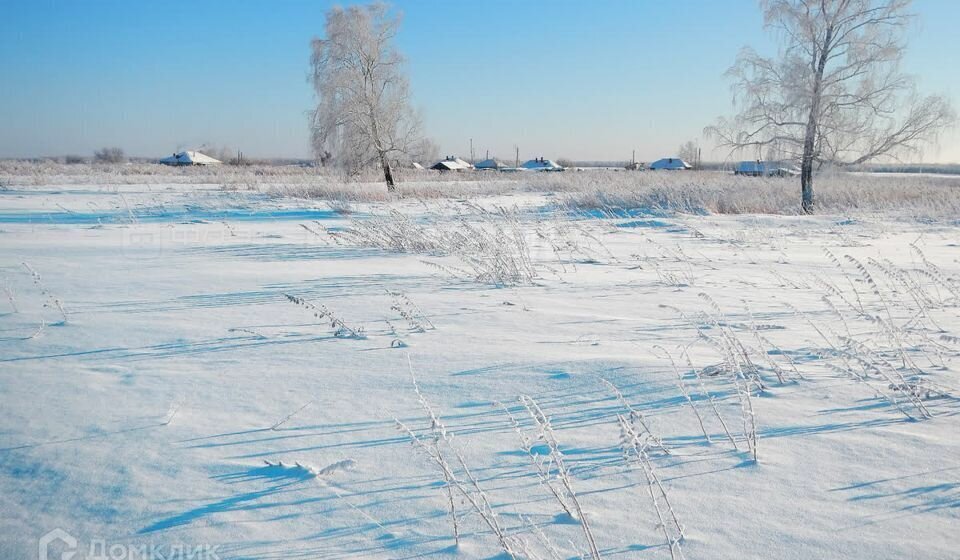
[1,0,957,162]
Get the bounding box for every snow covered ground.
[1,181,958,559]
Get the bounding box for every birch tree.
[707,0,955,213]
[310,4,426,191]
[678,141,699,166]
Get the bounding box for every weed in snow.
[397,375,521,556]
[339,204,539,286]
[270,401,314,431]
[2,281,17,313]
[22,262,67,324]
[227,326,267,340]
[652,348,712,444]
[618,415,686,560]
[600,377,672,453]
[518,395,602,560]
[387,289,435,332]
[500,401,576,519]
[261,458,356,480]
[284,294,365,339]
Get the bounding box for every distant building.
[735,160,770,176]
[159,151,222,166]
[474,158,507,171]
[649,157,691,170]
[735,160,799,177]
[429,156,473,171]
[520,157,564,171]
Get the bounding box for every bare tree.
[678,141,699,166]
[94,147,126,164]
[707,0,955,213]
[310,3,428,191]
[199,145,239,165]
[409,137,439,167]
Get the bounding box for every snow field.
[1,181,958,559]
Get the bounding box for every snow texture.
[1,180,958,559]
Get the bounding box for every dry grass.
[4,160,959,218]
[552,170,960,218]
[288,169,960,218]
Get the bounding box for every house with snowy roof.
[649,157,691,170]
[474,158,507,170]
[735,160,799,176]
[429,156,473,171]
[520,157,564,171]
[159,151,222,166]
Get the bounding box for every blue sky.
[1,0,957,162]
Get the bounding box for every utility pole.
[515,146,519,168]
[469,138,474,164]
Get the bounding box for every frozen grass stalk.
[618,415,685,560]
[22,262,67,324]
[519,395,602,560]
[398,359,527,556]
[653,346,711,444]
[270,401,313,431]
[284,294,364,338]
[499,401,574,518]
[681,349,740,451]
[2,282,17,313]
[600,377,672,453]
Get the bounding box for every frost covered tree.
[707,0,955,213]
[94,147,125,164]
[310,3,427,191]
[678,141,699,166]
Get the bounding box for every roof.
[429,156,473,171]
[520,158,563,170]
[159,151,222,166]
[474,158,506,169]
[736,161,769,173]
[735,160,800,176]
[430,161,460,171]
[649,157,691,170]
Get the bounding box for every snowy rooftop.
[430,156,473,171]
[474,158,506,169]
[159,151,222,166]
[520,158,563,170]
[649,157,691,170]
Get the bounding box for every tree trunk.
[800,75,822,215]
[381,154,396,192]
[800,137,815,214]
[799,27,833,215]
